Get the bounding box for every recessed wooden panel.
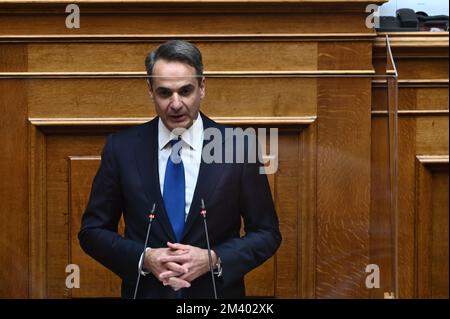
[69,157,124,298]
[372,87,449,111]
[28,42,318,72]
[395,59,449,80]
[0,79,29,298]
[28,78,317,118]
[416,116,449,155]
[416,161,449,299]
[0,12,370,35]
[0,43,27,72]
[430,171,449,298]
[417,88,449,110]
[397,117,416,298]
[316,78,371,298]
[46,134,108,297]
[318,42,372,70]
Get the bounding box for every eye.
[179,86,194,97]
[157,89,172,98]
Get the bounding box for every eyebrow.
[155,84,194,92]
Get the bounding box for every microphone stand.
[133,203,156,299]
[200,198,218,299]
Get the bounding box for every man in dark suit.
[78,40,281,298]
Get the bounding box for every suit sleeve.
[78,134,143,283]
[213,157,282,288]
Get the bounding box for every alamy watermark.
[169,126,279,175]
[65,4,80,29]
[366,4,380,29]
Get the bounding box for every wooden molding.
[372,79,449,88]
[372,110,449,116]
[416,155,449,165]
[0,33,378,43]
[375,33,450,49]
[29,116,317,127]
[0,70,376,79]
[0,0,388,14]
[28,125,47,298]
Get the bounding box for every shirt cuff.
[138,247,151,276]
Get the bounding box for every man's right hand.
[143,247,191,290]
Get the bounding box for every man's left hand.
[159,242,217,288]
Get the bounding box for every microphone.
[133,203,156,299]
[200,198,218,299]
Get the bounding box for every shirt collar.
[158,113,203,151]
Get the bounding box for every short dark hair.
[145,40,203,85]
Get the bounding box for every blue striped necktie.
[163,138,185,242]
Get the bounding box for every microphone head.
[200,198,206,217]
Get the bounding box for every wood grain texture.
[69,157,123,298]
[27,41,318,72]
[29,125,47,298]
[416,116,449,155]
[27,78,317,118]
[275,132,300,297]
[396,117,416,298]
[316,78,371,298]
[0,12,371,35]
[298,121,317,298]
[45,134,107,297]
[318,42,372,70]
[415,158,449,299]
[0,43,29,298]
[370,117,395,298]
[0,79,29,298]
[372,87,449,112]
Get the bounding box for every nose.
[170,93,183,110]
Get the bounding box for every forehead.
[151,60,199,89]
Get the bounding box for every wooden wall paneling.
[275,130,301,297]
[318,42,372,70]
[316,78,372,298]
[45,133,108,297]
[416,116,449,155]
[26,41,319,72]
[396,117,416,299]
[0,42,29,298]
[69,156,123,298]
[29,124,46,298]
[415,157,449,299]
[299,121,317,298]
[27,77,318,119]
[370,115,395,298]
[0,12,373,35]
[394,58,449,81]
[372,85,449,112]
[243,148,276,297]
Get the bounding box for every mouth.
[169,114,187,122]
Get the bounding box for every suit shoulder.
[107,118,157,148]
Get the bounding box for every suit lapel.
[135,119,176,242]
[181,114,226,240]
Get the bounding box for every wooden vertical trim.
[299,121,317,298]
[29,124,47,298]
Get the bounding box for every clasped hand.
[144,242,216,291]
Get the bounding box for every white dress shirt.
[158,114,204,221]
[139,114,204,275]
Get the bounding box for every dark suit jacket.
[78,113,281,298]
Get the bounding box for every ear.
[199,77,206,99]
